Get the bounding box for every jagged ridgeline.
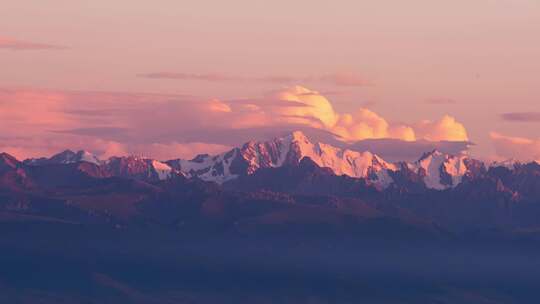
[17,131,515,189]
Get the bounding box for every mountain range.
[15,131,516,189]
[4,131,540,303]
[2,130,540,234]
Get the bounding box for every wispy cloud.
[317,73,370,87]
[138,72,236,82]
[0,36,66,50]
[138,72,370,87]
[500,112,540,122]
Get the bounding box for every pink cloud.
[138,72,369,87]
[138,72,236,82]
[0,36,66,50]
[0,135,126,160]
[414,115,469,142]
[316,72,370,87]
[138,142,231,160]
[490,132,540,162]
[206,99,232,113]
[263,86,466,143]
[0,86,471,160]
[426,98,456,105]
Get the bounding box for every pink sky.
[1,0,540,161]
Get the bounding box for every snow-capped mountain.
[411,150,467,190]
[25,150,102,166]
[285,132,397,187]
[165,132,497,190]
[105,156,174,181]
[24,151,174,181]
[489,159,520,170]
[14,131,515,189]
[167,131,397,188]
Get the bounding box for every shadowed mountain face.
[3,132,540,303]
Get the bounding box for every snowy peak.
[167,148,246,184]
[288,137,397,187]
[290,130,310,144]
[489,159,520,170]
[11,131,518,189]
[191,154,211,163]
[22,150,174,181]
[169,131,397,188]
[150,159,173,180]
[50,149,79,163]
[72,150,101,165]
[238,131,310,173]
[414,150,471,190]
[26,149,101,166]
[81,151,101,164]
[105,156,173,181]
[418,149,443,162]
[166,133,302,184]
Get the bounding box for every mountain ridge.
[6,130,536,190]
[3,131,540,235]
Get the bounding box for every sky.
[1,0,540,162]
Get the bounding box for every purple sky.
[1,0,540,161]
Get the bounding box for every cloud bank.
[0,86,470,161]
[262,86,468,143]
[490,132,540,162]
